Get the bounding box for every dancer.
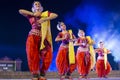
[55,22,76,80]
[19,1,58,80]
[74,30,94,79]
[95,41,111,78]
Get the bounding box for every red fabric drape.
[96,60,111,77]
[76,51,91,76]
[26,35,52,75]
[56,46,76,75]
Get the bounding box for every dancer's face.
[60,22,66,31]
[33,1,42,12]
[99,42,104,48]
[78,30,85,37]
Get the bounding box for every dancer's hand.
[33,12,41,17]
[37,18,46,24]
[64,33,69,40]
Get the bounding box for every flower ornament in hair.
[78,29,81,37]
[57,22,62,31]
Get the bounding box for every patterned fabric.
[57,32,70,45]
[76,37,88,48]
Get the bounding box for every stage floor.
[0,71,120,80]
[0,78,120,80]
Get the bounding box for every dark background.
[0,0,120,71]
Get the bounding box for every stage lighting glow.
[64,1,120,62]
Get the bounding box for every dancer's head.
[99,41,104,48]
[57,22,66,31]
[32,1,43,12]
[78,29,85,37]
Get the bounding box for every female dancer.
[19,1,58,80]
[74,30,94,79]
[95,41,111,78]
[55,22,76,80]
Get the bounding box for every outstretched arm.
[55,36,65,42]
[19,9,41,17]
[45,13,58,21]
[39,12,58,23]
[19,9,34,17]
[74,39,82,46]
[55,37,65,42]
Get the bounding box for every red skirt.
[26,35,52,75]
[56,46,76,75]
[76,51,91,76]
[96,59,111,77]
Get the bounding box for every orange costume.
[95,48,111,77]
[56,31,76,78]
[26,11,53,77]
[76,37,92,78]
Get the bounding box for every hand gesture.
[64,33,69,40]
[34,12,41,17]
[37,18,46,24]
